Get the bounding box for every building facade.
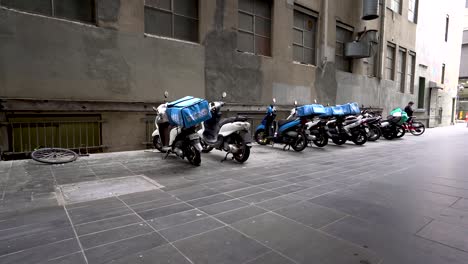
[0,0,464,157]
[457,2,468,120]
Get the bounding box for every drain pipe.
[377,0,386,80]
[320,0,329,67]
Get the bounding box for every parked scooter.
[325,115,368,145]
[305,117,329,147]
[151,92,203,166]
[360,110,382,141]
[198,92,252,163]
[254,99,308,151]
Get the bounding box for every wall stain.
[204,0,263,104]
[315,62,338,105]
[83,29,134,95]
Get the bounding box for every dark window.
[385,43,396,80]
[397,48,406,93]
[442,64,446,84]
[237,0,272,56]
[335,24,353,72]
[407,52,416,94]
[0,0,95,23]
[408,0,418,23]
[145,0,199,42]
[445,15,449,42]
[418,77,426,108]
[293,6,317,65]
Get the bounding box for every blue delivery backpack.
[296,104,326,117]
[166,96,212,128]
[339,102,360,115]
[320,107,334,117]
[331,106,345,116]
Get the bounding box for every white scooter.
[198,92,252,163]
[152,92,203,166]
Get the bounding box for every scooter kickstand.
[163,151,170,160]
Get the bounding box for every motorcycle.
[151,92,203,166]
[380,115,405,140]
[360,110,382,141]
[325,115,368,145]
[254,99,308,152]
[305,117,329,147]
[198,92,252,163]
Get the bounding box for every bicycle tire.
[31,148,78,164]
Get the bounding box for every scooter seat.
[278,119,296,127]
[218,116,249,127]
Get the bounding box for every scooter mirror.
[314,99,317,103]
[294,100,298,106]
[273,98,276,103]
[222,92,227,98]
[164,91,169,98]
[152,106,157,112]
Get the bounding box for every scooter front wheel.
[254,129,268,145]
[291,131,307,152]
[153,136,163,152]
[186,145,201,166]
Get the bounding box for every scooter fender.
[239,131,253,146]
[188,133,203,152]
[152,129,159,137]
[256,124,265,131]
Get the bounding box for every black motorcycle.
[380,116,406,140]
[325,116,368,145]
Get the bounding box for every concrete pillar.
[96,0,144,33]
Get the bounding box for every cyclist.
[404,101,414,122]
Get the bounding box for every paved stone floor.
[1,124,468,264]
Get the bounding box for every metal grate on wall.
[4,115,104,154]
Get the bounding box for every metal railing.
[4,120,104,154]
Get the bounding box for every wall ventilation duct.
[362,0,379,20]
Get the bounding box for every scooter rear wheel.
[312,133,328,147]
[186,145,201,166]
[201,140,214,153]
[291,131,307,152]
[153,136,163,152]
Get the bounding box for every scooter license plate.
[365,127,370,133]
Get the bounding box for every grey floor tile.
[174,227,269,264]
[0,225,75,255]
[242,178,278,186]
[138,203,193,220]
[214,206,267,224]
[68,204,133,225]
[129,197,181,213]
[210,182,251,193]
[284,176,315,184]
[176,188,220,201]
[147,209,207,230]
[44,252,87,264]
[101,244,191,264]
[118,190,171,206]
[256,180,290,190]
[274,201,346,229]
[75,214,142,236]
[451,198,468,211]
[226,186,265,198]
[79,222,153,249]
[84,232,167,264]
[199,199,249,215]
[240,191,282,204]
[0,238,80,264]
[160,217,225,242]
[323,216,468,264]
[255,195,303,211]
[232,213,380,264]
[186,194,233,207]
[271,184,310,195]
[417,220,468,252]
[245,251,295,264]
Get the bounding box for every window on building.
[385,43,396,80]
[0,0,95,23]
[445,15,449,42]
[418,77,426,108]
[292,6,317,65]
[408,0,418,23]
[389,0,402,14]
[441,63,446,84]
[407,52,416,94]
[397,48,406,93]
[237,0,272,56]
[144,0,199,42]
[335,24,353,72]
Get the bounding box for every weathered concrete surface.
[1,124,468,263]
